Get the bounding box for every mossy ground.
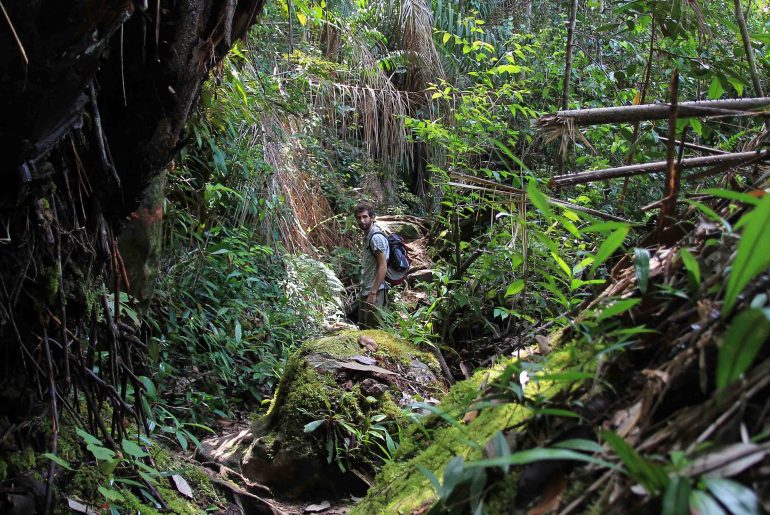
[0,411,223,513]
[353,338,598,514]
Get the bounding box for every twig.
[88,82,121,187]
[0,0,28,66]
[42,330,59,515]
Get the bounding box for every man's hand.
[365,292,377,305]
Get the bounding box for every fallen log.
[550,149,770,187]
[535,97,770,129]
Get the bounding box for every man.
[354,202,389,329]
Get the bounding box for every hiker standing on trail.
[354,202,389,329]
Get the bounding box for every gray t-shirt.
[360,224,390,295]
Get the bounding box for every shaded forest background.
[0,0,769,512]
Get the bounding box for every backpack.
[368,227,411,285]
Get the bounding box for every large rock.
[240,330,444,497]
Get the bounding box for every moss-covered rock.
[240,329,444,497]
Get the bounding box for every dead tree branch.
[535,97,770,130]
[549,150,770,187]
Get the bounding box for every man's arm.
[366,251,387,304]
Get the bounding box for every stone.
[240,330,444,497]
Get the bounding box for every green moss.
[354,335,601,514]
[118,485,201,514]
[244,330,444,493]
[0,447,37,481]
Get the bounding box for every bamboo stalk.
[550,150,770,187]
[536,97,770,129]
[657,136,728,155]
[446,173,630,222]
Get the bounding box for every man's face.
[355,211,373,232]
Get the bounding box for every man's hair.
[354,201,375,217]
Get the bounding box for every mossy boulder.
[378,220,423,242]
[241,330,444,497]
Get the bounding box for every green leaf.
[702,478,760,515]
[707,76,724,99]
[701,188,760,206]
[685,199,731,232]
[417,465,441,493]
[122,440,149,459]
[442,32,451,44]
[679,249,701,289]
[441,456,466,499]
[591,227,629,273]
[688,118,703,137]
[551,252,572,279]
[537,371,594,382]
[466,447,620,471]
[597,298,640,322]
[489,431,511,473]
[723,195,770,316]
[716,308,770,390]
[505,279,525,297]
[77,428,103,446]
[583,221,630,234]
[296,11,307,26]
[42,453,73,471]
[527,178,553,219]
[602,431,667,494]
[138,376,157,400]
[689,490,726,515]
[662,475,691,515]
[553,439,603,454]
[304,419,326,433]
[534,408,581,419]
[634,248,650,294]
[98,486,125,502]
[176,431,188,452]
[86,443,116,462]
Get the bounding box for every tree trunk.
[561,0,579,110]
[733,0,764,96]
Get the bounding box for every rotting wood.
[535,96,770,129]
[549,149,770,187]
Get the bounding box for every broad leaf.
[591,226,629,273]
[689,490,726,515]
[723,195,770,316]
[597,298,640,322]
[527,178,553,219]
[716,308,770,390]
[679,249,701,289]
[122,440,149,459]
[43,452,73,471]
[662,475,691,515]
[505,279,525,297]
[553,439,603,454]
[702,478,760,515]
[466,447,620,471]
[304,419,326,433]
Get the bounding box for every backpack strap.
[367,226,387,256]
